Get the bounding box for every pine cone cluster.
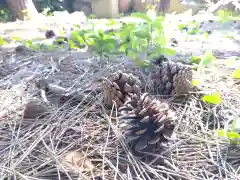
[152,61,194,96]
[118,93,176,153]
[102,71,142,107]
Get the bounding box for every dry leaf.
[61,151,95,173]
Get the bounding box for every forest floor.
[0,11,240,180]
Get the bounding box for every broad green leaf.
[232,69,240,79]
[157,47,175,56]
[68,40,79,50]
[134,28,150,39]
[71,31,81,42]
[48,45,57,51]
[73,24,81,29]
[11,36,21,41]
[192,79,201,86]
[178,24,188,31]
[0,37,7,45]
[107,19,117,26]
[201,92,222,105]
[203,50,216,65]
[217,130,240,139]
[97,30,104,39]
[131,12,152,24]
[103,38,117,45]
[187,28,199,35]
[152,17,164,30]
[203,32,209,39]
[191,56,201,64]
[128,50,137,60]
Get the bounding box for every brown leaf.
[61,151,94,173]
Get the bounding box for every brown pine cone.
[45,29,56,39]
[152,61,194,96]
[102,71,142,108]
[118,93,176,154]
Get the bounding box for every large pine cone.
[152,61,194,96]
[118,93,176,153]
[102,71,142,107]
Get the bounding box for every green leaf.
[191,56,201,64]
[106,19,118,26]
[202,50,216,65]
[203,32,209,39]
[128,50,137,60]
[11,36,21,41]
[156,47,175,56]
[68,40,79,50]
[178,24,187,31]
[192,79,201,86]
[232,69,240,79]
[0,37,8,45]
[152,17,164,30]
[134,28,150,39]
[217,130,240,139]
[131,12,152,24]
[187,28,199,35]
[201,92,222,105]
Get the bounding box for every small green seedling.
[217,119,240,145]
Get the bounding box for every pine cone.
[152,61,194,96]
[118,93,176,153]
[102,71,142,107]
[45,30,56,39]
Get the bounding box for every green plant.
[119,10,175,67]
[44,11,175,67]
[22,39,62,52]
[178,21,200,35]
[191,51,217,90]
[68,29,90,50]
[41,8,54,16]
[217,119,240,145]
[0,6,13,22]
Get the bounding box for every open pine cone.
[102,71,142,107]
[152,61,194,96]
[118,93,176,153]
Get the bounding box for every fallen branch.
[35,79,102,106]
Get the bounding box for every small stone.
[23,100,48,119]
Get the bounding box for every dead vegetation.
[0,44,239,180]
[0,11,240,180]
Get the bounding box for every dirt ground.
[0,11,240,180]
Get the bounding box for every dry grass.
[0,13,240,178]
[0,50,239,180]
